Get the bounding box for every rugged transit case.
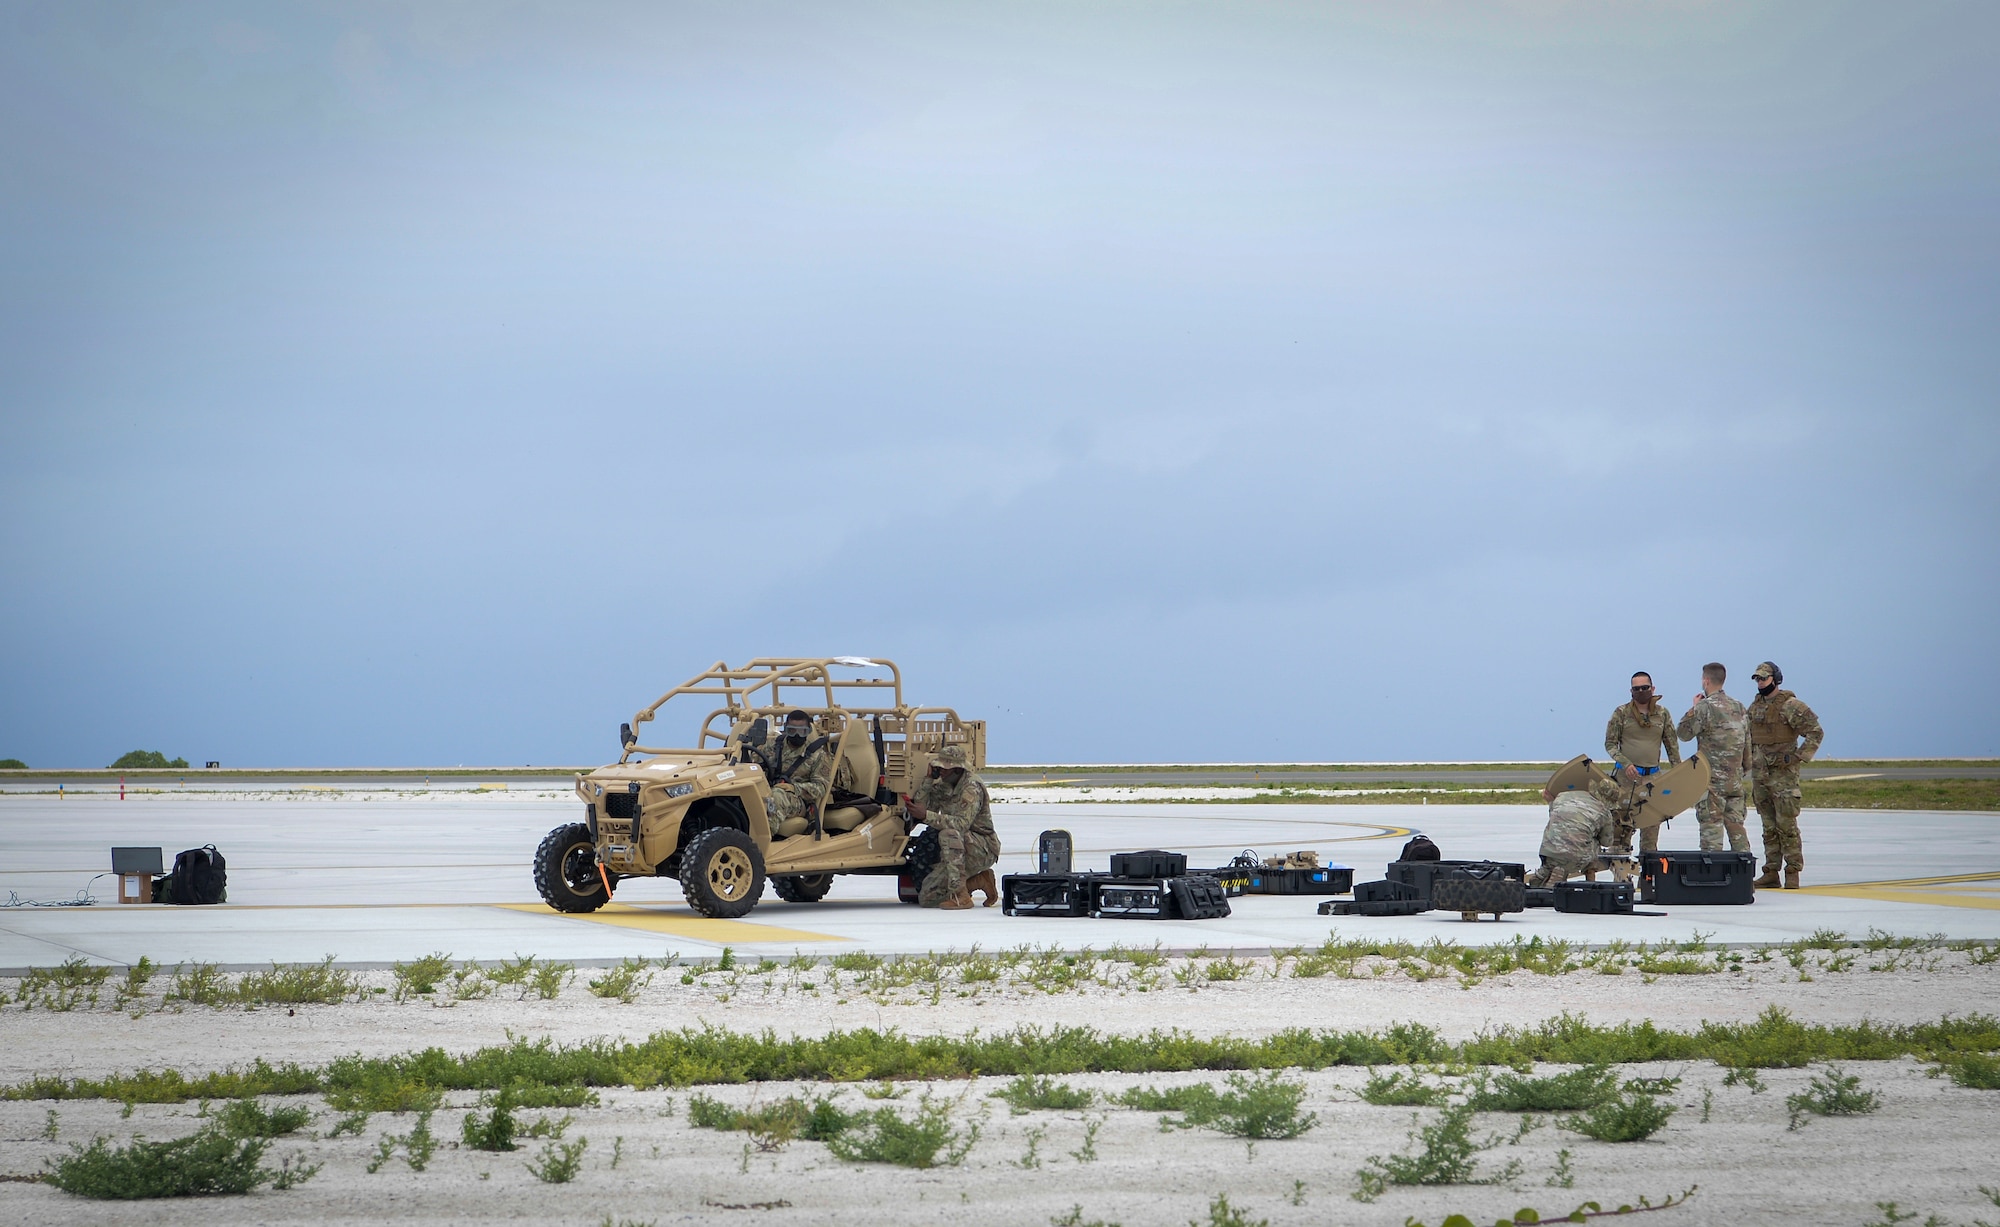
[1090,875,1233,920]
[1200,862,1256,896]
[1037,829,1074,875]
[1431,874,1527,918]
[1386,859,1527,902]
[1001,873,1100,917]
[1321,878,1430,916]
[1248,865,1354,895]
[1639,851,1757,906]
[1552,880,1635,914]
[1110,849,1188,879]
[1524,887,1555,908]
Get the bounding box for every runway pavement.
[3,789,1996,972]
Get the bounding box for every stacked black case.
[1639,851,1757,905]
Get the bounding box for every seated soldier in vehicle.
[754,709,833,839]
[904,744,999,909]
[1524,772,1623,888]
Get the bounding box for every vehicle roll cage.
[622,658,967,763]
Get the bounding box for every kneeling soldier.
[904,744,999,909]
[1525,773,1622,887]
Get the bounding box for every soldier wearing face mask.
[1746,662,1823,890]
[757,709,833,840]
[1604,671,1682,862]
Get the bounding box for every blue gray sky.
[4,2,1996,767]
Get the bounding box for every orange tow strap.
[598,864,614,897]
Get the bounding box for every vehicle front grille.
[605,792,639,821]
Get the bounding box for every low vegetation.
[44,1096,321,1199]
[1784,1066,1881,1130]
[1121,1073,1317,1140]
[1353,1103,1521,1201]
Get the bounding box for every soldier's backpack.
[1399,835,1441,862]
[157,845,228,905]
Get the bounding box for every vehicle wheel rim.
[561,842,603,895]
[707,846,752,901]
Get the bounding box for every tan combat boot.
[1753,863,1781,889]
[1784,869,1801,890]
[940,889,975,910]
[968,869,999,908]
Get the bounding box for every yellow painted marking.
[475,783,509,791]
[495,902,847,944]
[1798,868,2000,911]
[1811,772,1883,782]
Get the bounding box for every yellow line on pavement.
[495,902,847,944]
[1798,885,2000,911]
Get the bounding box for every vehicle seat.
[822,806,867,832]
[774,814,811,838]
[832,721,881,798]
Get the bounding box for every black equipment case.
[1002,873,1100,917]
[1248,865,1354,895]
[1171,876,1232,919]
[1386,859,1527,902]
[1639,851,1757,905]
[1321,878,1430,916]
[1091,875,1232,920]
[1200,862,1255,897]
[1037,829,1074,875]
[1552,880,1635,914]
[1110,850,1188,879]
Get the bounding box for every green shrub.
[1785,1066,1880,1130]
[110,751,188,769]
[1354,1104,1521,1201]
[213,1099,311,1138]
[46,1127,273,1198]
[238,957,357,1006]
[113,959,157,1009]
[1360,1070,1452,1106]
[526,1137,587,1183]
[366,1111,438,1173]
[826,1097,978,1168]
[686,1092,852,1143]
[462,1089,521,1151]
[1559,1092,1677,1142]
[392,953,453,1001]
[1936,1052,2000,1089]
[1465,1065,1619,1113]
[1124,1073,1315,1140]
[993,1074,1094,1114]
[589,957,654,1002]
[164,963,232,1007]
[15,957,112,1011]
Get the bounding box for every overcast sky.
[3,1,1996,767]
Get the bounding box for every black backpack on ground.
[157,845,227,905]
[1399,835,1441,862]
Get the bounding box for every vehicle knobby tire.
[535,822,610,913]
[899,827,941,906]
[771,873,833,903]
[679,827,766,918]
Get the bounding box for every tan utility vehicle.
[534,658,985,918]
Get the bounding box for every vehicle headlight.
[664,782,695,798]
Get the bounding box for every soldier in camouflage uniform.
[1676,662,1751,853]
[755,710,833,840]
[1525,772,1623,887]
[1604,672,1682,858]
[1746,662,1824,889]
[905,744,1000,909]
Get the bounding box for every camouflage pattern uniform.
[910,746,1000,907]
[1747,675,1823,881]
[758,735,832,839]
[1525,776,1622,886]
[1676,691,1751,852]
[1604,700,1682,856]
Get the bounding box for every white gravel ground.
[3,953,1998,1226]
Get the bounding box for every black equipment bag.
[1109,849,1187,879]
[158,844,227,905]
[1168,876,1232,919]
[898,828,942,905]
[1431,874,1527,916]
[1249,865,1354,896]
[1324,878,1430,915]
[1524,887,1556,908]
[1639,851,1756,905]
[1001,873,1097,917]
[1386,859,1527,902]
[1553,880,1634,914]
[1398,835,1441,862]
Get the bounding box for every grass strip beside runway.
[8,1007,2000,1106]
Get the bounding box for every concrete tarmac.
[3,789,1996,972]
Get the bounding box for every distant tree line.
[0,758,26,770]
[110,750,189,769]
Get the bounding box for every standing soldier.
[755,710,833,839]
[1604,672,1682,860]
[1525,771,1623,887]
[1746,662,1824,889]
[904,744,1000,910]
[1676,663,1752,854]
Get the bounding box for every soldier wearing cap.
[904,744,1000,910]
[756,709,833,840]
[1525,771,1625,887]
[1676,662,1752,854]
[1746,662,1824,889]
[1604,672,1682,861]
